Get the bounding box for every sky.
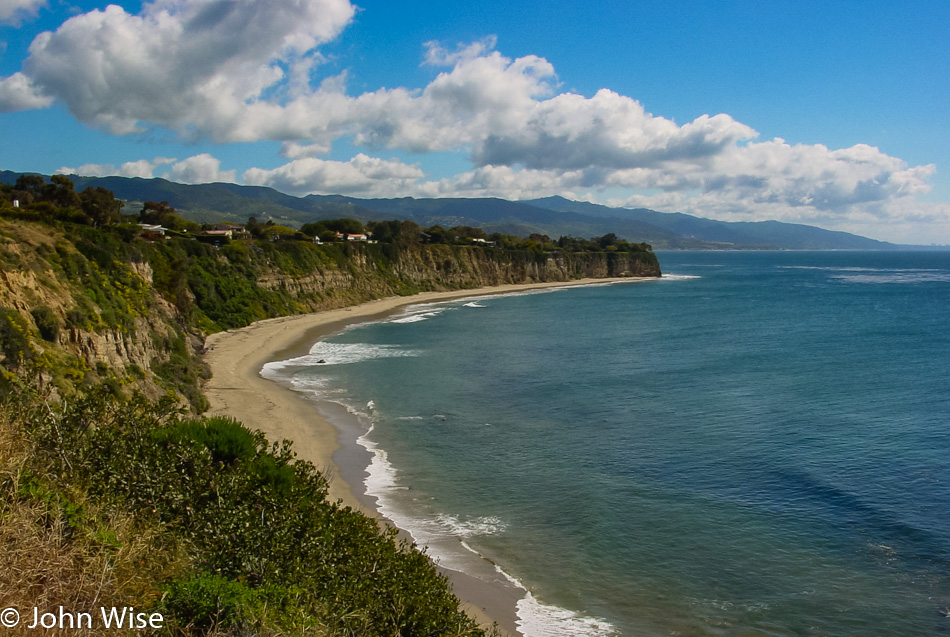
[1,0,948,244]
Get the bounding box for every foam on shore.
[264,298,620,636]
[204,278,655,636]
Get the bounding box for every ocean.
[264,251,950,636]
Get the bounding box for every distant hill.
[525,196,898,251]
[1,170,905,250]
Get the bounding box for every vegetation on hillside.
[1,175,657,337]
[1,379,490,635]
[0,175,659,634]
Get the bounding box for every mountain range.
[1,170,912,250]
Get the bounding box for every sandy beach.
[202,277,646,634]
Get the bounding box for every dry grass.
[0,407,188,636]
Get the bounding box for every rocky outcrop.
[0,220,187,401]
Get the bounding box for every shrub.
[161,574,258,630]
[64,305,94,330]
[0,308,30,363]
[152,416,260,464]
[30,306,59,341]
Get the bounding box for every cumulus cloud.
[1,0,943,239]
[243,154,424,196]
[0,0,45,25]
[413,164,585,200]
[167,154,237,184]
[0,72,52,111]
[597,138,940,229]
[13,0,355,135]
[471,90,757,171]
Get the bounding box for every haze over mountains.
[0,171,921,250]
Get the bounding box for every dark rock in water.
[317,359,326,364]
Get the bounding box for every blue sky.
[1,0,948,244]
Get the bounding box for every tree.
[139,201,176,225]
[261,224,296,240]
[598,233,619,249]
[320,218,364,235]
[366,219,421,246]
[139,201,198,232]
[299,221,327,237]
[80,186,123,226]
[246,216,263,238]
[452,225,487,239]
[14,174,45,198]
[43,175,82,209]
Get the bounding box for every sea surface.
[264,251,950,636]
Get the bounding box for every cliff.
[255,242,659,307]
[0,218,659,409]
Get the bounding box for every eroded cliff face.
[0,221,189,401]
[0,219,659,408]
[255,244,660,307]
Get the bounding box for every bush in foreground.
[1,381,491,635]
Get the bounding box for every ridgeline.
[0,176,659,635]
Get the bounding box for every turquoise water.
[267,251,950,636]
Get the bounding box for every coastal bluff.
[255,242,661,306]
[0,216,659,409]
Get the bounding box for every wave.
[390,310,445,324]
[464,301,486,308]
[262,342,419,375]
[356,422,507,564]
[489,566,617,636]
[357,418,617,637]
[831,271,950,284]
[435,513,507,538]
[660,273,701,281]
[516,592,617,637]
[777,265,950,284]
[286,375,334,395]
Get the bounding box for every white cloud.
[592,138,946,239]
[57,157,176,179]
[279,141,333,159]
[2,0,944,241]
[166,154,236,184]
[413,165,584,200]
[423,36,498,67]
[0,0,45,25]
[0,71,51,111]
[470,90,757,171]
[243,154,424,196]
[15,0,355,136]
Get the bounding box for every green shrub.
[0,308,30,363]
[30,306,60,341]
[152,416,259,464]
[64,304,95,330]
[161,574,258,630]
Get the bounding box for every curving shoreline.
[202,277,649,635]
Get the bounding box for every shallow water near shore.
[265,251,950,636]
